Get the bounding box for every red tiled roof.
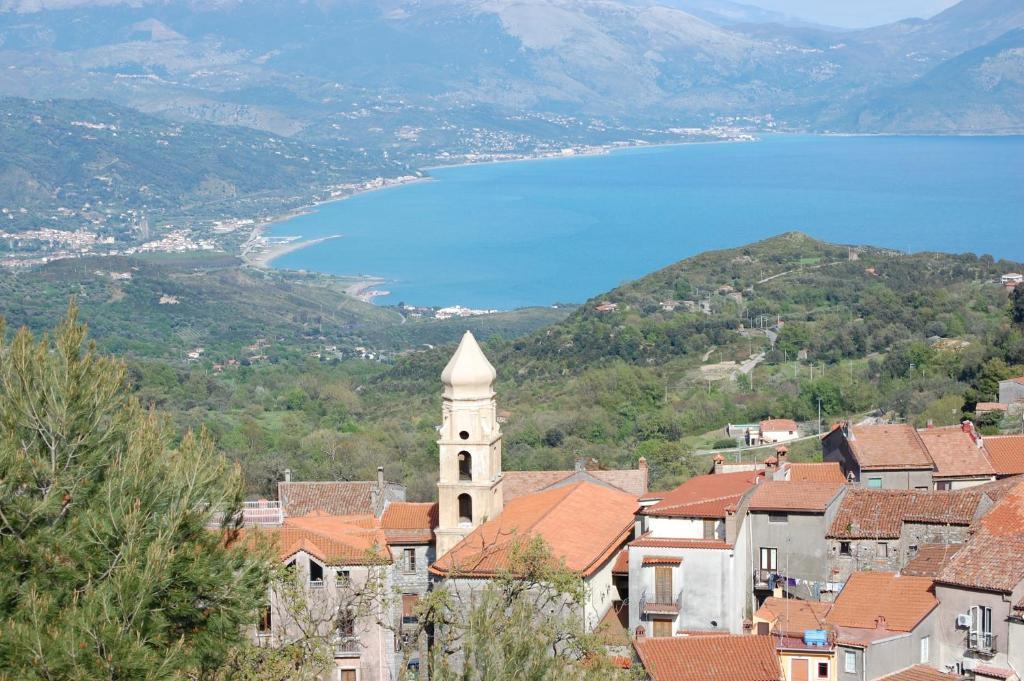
[430,481,635,578]
[901,544,962,578]
[240,513,389,566]
[828,572,937,632]
[973,665,1013,679]
[761,419,798,432]
[642,556,683,566]
[786,462,847,483]
[612,549,629,575]
[629,535,732,550]
[917,427,995,478]
[847,424,935,470]
[748,480,845,512]
[643,470,762,519]
[633,635,782,681]
[983,435,1024,476]
[828,488,982,539]
[936,479,1024,593]
[877,665,962,680]
[754,597,832,636]
[975,402,1007,412]
[380,502,437,544]
[278,481,386,517]
[502,467,647,502]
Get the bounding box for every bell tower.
[435,331,504,558]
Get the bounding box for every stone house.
[746,480,847,604]
[822,423,935,490]
[825,487,994,585]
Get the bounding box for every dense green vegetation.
[0,308,270,679]
[112,235,1024,498]
[4,234,1023,501]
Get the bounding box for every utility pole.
[818,398,822,436]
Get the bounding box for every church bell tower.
[435,331,504,558]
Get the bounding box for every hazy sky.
[750,0,962,28]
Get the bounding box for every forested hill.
[365,233,1024,492]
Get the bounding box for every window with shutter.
[655,566,673,603]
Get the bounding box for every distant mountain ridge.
[0,0,1020,136]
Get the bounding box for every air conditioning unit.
[955,614,971,628]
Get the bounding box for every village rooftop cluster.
[231,332,1024,681]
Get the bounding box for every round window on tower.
[459,430,470,440]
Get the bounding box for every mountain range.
[0,0,1020,139]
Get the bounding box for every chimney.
[765,456,778,470]
[634,625,646,639]
[713,453,725,474]
[284,468,291,483]
[775,445,789,464]
[574,457,586,473]
[926,419,934,429]
[638,456,649,493]
[377,465,385,487]
[961,420,983,447]
[875,615,887,630]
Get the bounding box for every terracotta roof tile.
[848,424,935,470]
[612,549,629,575]
[502,467,647,502]
[642,556,683,566]
[240,513,389,566]
[877,665,963,680]
[629,535,733,550]
[380,502,437,544]
[975,402,1007,412]
[748,480,845,512]
[901,544,962,578]
[277,480,402,517]
[983,435,1024,476]
[972,665,1014,680]
[754,597,832,636]
[936,479,1024,593]
[828,488,982,539]
[785,462,847,483]
[827,572,937,632]
[761,419,798,432]
[430,481,636,578]
[917,427,995,478]
[633,635,782,681]
[643,470,762,518]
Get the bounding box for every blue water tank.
[804,630,828,646]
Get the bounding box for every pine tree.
[0,306,271,680]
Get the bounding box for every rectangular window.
[844,650,857,674]
[759,547,778,571]
[876,542,888,559]
[336,569,350,590]
[920,636,929,663]
[402,594,420,622]
[653,619,673,637]
[867,477,882,489]
[936,481,952,491]
[655,566,673,603]
[839,541,851,556]
[971,605,994,650]
[817,661,829,678]
[337,670,357,681]
[768,512,788,524]
[703,518,717,539]
[403,548,416,573]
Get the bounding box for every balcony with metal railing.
[333,637,361,658]
[639,588,683,617]
[753,568,774,590]
[966,631,997,656]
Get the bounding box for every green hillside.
[67,233,1022,499]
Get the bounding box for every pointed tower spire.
[441,331,497,400]
[435,331,504,558]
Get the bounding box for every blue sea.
[268,135,1024,309]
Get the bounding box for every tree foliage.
[0,306,271,680]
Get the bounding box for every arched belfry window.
[458,451,472,481]
[458,493,473,526]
